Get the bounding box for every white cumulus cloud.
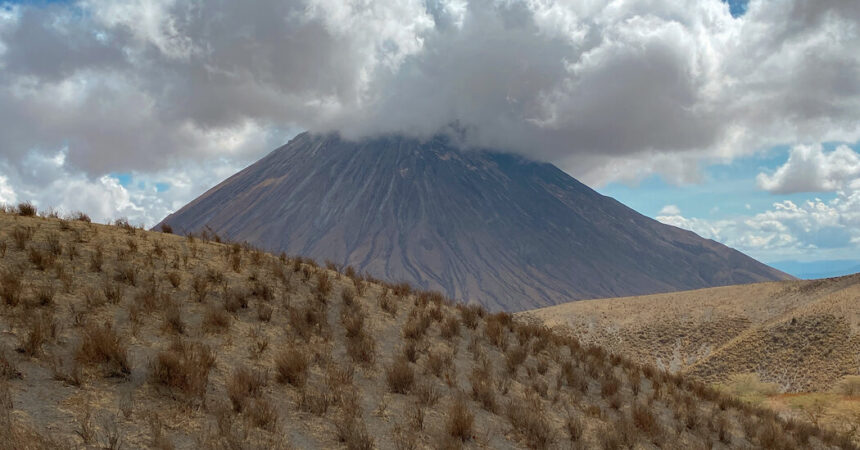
[0,0,859,225]
[756,144,860,194]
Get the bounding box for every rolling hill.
[522,274,860,443]
[158,132,791,311]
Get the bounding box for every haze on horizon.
[1,0,859,276]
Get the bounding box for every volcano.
[158,132,791,310]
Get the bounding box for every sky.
[0,0,859,276]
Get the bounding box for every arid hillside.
[522,275,860,392]
[523,276,860,444]
[0,206,854,449]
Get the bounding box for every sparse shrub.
[683,403,701,430]
[316,271,332,299]
[631,401,659,436]
[531,378,549,399]
[17,202,36,217]
[342,307,365,339]
[505,345,528,374]
[506,395,554,449]
[72,211,91,223]
[325,363,355,392]
[256,302,273,322]
[566,412,583,442]
[441,315,460,339]
[385,358,415,394]
[0,346,21,380]
[166,272,181,288]
[46,233,62,256]
[250,280,273,301]
[299,385,330,416]
[164,303,184,334]
[245,397,278,432]
[35,283,55,306]
[346,334,376,365]
[757,419,792,449]
[160,223,173,234]
[535,357,549,376]
[607,393,622,410]
[341,288,355,307]
[0,269,23,306]
[248,329,269,359]
[402,311,431,341]
[391,282,412,298]
[485,316,508,349]
[76,322,130,377]
[11,226,32,250]
[426,349,452,378]
[150,340,215,401]
[469,366,496,412]
[335,414,374,450]
[227,366,267,412]
[446,396,474,442]
[379,289,397,316]
[403,341,419,363]
[224,288,248,313]
[415,379,441,407]
[289,303,326,341]
[19,311,56,357]
[89,246,104,272]
[115,263,137,286]
[601,375,620,398]
[275,348,309,387]
[65,242,78,261]
[191,274,209,302]
[28,247,55,271]
[103,279,123,304]
[202,306,230,332]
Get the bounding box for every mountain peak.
[159,133,790,310]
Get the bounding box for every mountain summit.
[158,132,790,310]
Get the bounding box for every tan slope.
[1,209,852,449]
[522,275,860,392]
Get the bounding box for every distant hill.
[523,274,860,393]
[1,210,852,449]
[158,132,791,311]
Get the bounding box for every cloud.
[0,175,15,205]
[0,0,859,224]
[659,204,681,215]
[756,144,860,194]
[0,146,246,226]
[657,192,860,260]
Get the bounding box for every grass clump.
[76,322,130,377]
[150,341,215,401]
[274,348,309,387]
[446,396,474,442]
[385,357,415,394]
[227,366,267,412]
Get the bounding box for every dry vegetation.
[0,204,856,449]
[523,274,860,444]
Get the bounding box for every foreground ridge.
[0,206,854,449]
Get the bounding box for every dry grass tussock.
[0,209,855,449]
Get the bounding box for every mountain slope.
[158,132,790,311]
